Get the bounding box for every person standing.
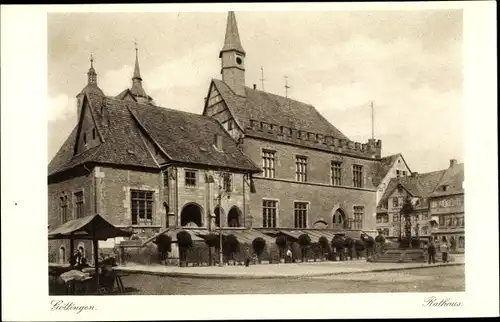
[286,248,293,264]
[427,240,436,264]
[441,241,449,263]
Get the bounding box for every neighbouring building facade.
[202,12,385,233]
[376,159,465,252]
[428,159,465,252]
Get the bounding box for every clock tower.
[220,11,246,97]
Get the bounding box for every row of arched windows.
[165,202,243,228]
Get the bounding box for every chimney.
[449,159,457,168]
[253,84,257,90]
[214,134,223,151]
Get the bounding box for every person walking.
[427,240,436,264]
[441,241,449,263]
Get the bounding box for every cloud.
[99,64,134,97]
[281,35,463,173]
[48,93,77,122]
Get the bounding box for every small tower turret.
[77,54,104,117]
[219,11,246,97]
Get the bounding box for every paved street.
[116,254,464,279]
[117,265,464,295]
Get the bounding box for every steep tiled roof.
[212,79,349,141]
[372,154,400,186]
[48,94,259,177]
[377,169,447,210]
[429,163,464,197]
[127,101,259,172]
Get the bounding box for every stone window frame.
[352,164,364,188]
[73,190,85,219]
[262,198,279,228]
[352,205,364,230]
[184,169,198,187]
[330,160,342,186]
[261,149,276,178]
[130,189,155,226]
[293,200,309,229]
[295,155,308,182]
[59,193,69,224]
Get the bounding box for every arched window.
[180,203,203,227]
[332,209,346,229]
[59,246,66,264]
[227,206,242,227]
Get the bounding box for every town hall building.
[48,11,414,263]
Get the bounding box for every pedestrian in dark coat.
[427,241,436,264]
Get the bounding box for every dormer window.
[227,120,233,131]
[441,185,448,192]
[92,128,96,140]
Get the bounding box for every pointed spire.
[129,41,151,103]
[219,11,245,58]
[133,40,142,81]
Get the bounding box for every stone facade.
[242,137,378,230]
[48,165,249,263]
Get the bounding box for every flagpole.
[371,101,374,140]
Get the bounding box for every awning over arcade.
[48,214,132,241]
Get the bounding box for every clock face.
[236,57,242,65]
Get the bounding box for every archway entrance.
[332,209,346,229]
[180,203,203,227]
[227,206,242,227]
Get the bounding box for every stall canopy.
[48,214,131,241]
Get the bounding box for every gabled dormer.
[74,94,104,155]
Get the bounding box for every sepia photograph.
[1,2,498,321]
[46,9,466,296]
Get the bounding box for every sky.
[47,10,463,173]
